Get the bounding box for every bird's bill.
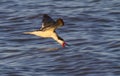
[62,42,69,48]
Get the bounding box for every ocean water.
[0,0,120,76]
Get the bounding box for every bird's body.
[25,30,53,38]
[24,14,66,47]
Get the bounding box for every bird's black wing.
[40,14,56,31]
[40,14,64,31]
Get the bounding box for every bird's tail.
[23,32,33,34]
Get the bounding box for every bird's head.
[57,36,68,48]
[58,40,67,48]
[52,32,68,48]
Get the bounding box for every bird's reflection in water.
[44,47,60,51]
[38,47,61,51]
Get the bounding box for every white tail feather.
[23,32,32,34]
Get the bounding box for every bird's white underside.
[24,30,64,45]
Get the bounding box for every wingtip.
[56,18,64,26]
[43,14,49,17]
[43,14,48,15]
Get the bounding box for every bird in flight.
[24,14,67,47]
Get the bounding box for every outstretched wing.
[40,14,55,31]
[40,14,64,31]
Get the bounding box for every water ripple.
[0,0,120,76]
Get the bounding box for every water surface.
[0,0,120,76]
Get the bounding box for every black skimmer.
[24,14,67,47]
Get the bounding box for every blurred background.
[0,0,120,76]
